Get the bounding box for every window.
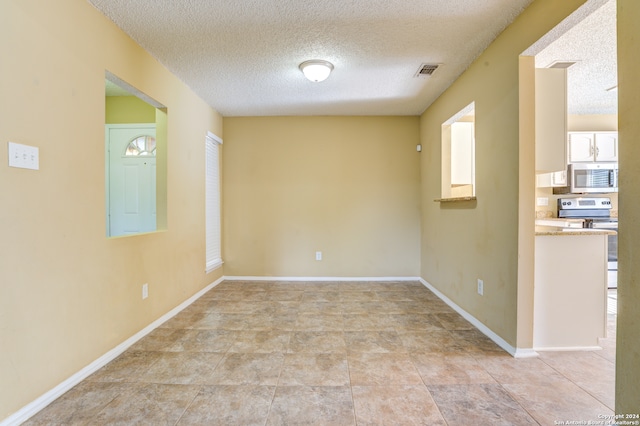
[205,132,223,272]
[125,135,156,156]
[441,102,476,199]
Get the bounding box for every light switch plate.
[8,142,39,170]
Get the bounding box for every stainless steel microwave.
[559,163,618,194]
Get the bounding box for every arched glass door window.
[125,135,156,156]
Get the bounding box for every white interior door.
[107,125,156,236]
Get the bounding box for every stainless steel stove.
[558,197,618,288]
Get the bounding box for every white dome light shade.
[299,60,334,82]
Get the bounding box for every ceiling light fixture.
[299,60,334,82]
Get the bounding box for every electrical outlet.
[315,251,322,261]
[477,279,484,296]
[142,283,149,299]
[537,197,549,206]
[8,142,39,170]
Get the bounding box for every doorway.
[518,0,617,383]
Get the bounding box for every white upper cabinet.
[535,68,567,172]
[568,132,595,162]
[594,132,618,162]
[568,132,618,163]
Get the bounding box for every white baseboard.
[513,348,540,358]
[1,276,225,426]
[419,278,538,358]
[534,345,602,352]
[223,276,421,282]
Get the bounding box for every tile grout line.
[263,287,292,426]
[537,354,615,411]
[409,351,450,425]
[180,291,243,425]
[76,384,122,425]
[469,360,544,425]
[495,382,544,426]
[172,384,204,426]
[342,301,360,426]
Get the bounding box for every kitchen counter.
[534,218,616,236]
[535,226,617,236]
[536,217,584,228]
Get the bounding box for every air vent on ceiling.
[414,63,440,78]
[547,60,579,69]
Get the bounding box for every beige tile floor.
[25,281,616,425]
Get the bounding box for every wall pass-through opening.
[105,72,167,237]
[441,102,476,199]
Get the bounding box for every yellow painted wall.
[106,96,156,124]
[616,0,640,414]
[223,116,421,277]
[517,55,536,351]
[419,0,587,348]
[568,114,617,131]
[0,0,223,420]
[2,0,639,420]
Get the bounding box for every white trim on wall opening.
[205,131,223,273]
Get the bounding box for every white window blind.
[205,132,223,272]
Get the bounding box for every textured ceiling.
[534,0,617,115]
[91,0,533,116]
